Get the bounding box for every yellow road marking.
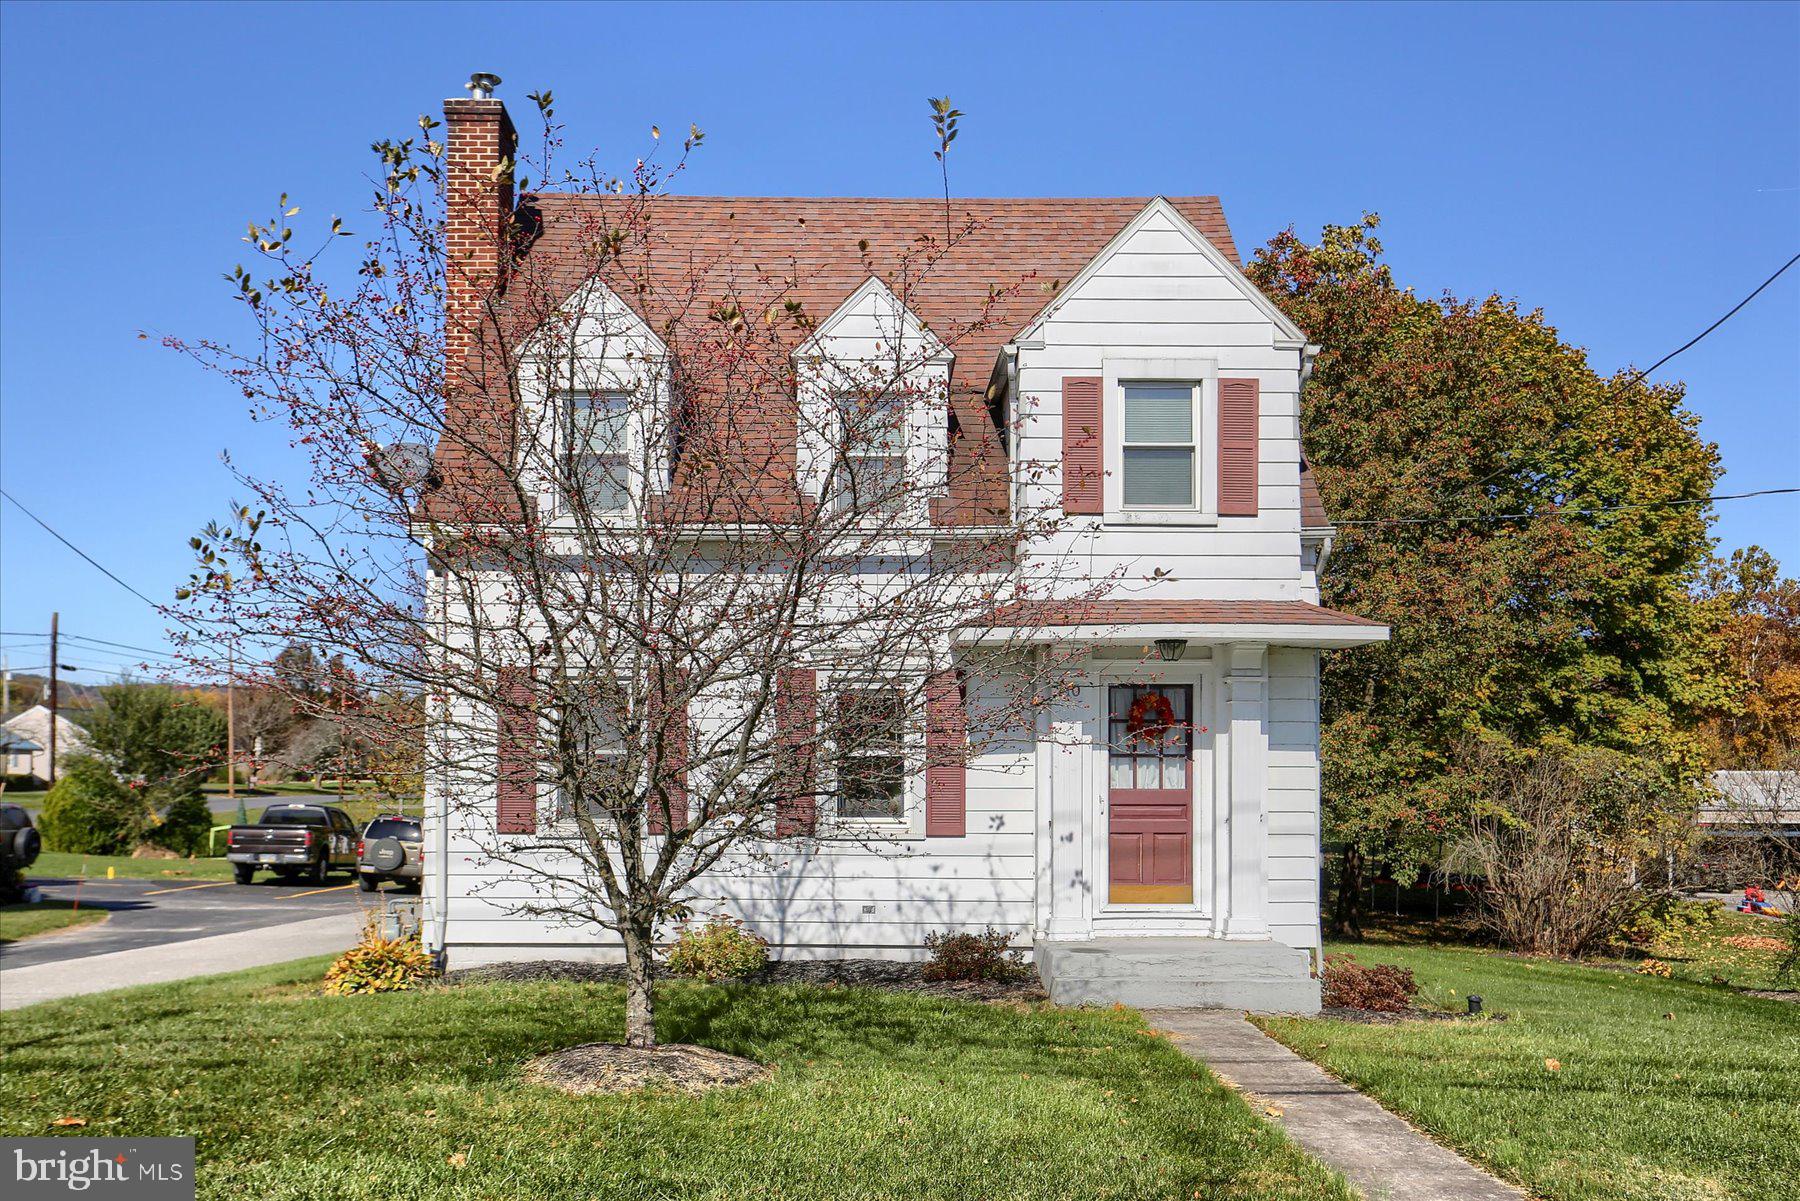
[140,881,233,895]
[283,883,357,900]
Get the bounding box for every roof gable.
[795,275,951,366]
[1015,197,1305,348]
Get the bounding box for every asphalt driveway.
[1,871,377,970]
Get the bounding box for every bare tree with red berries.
[170,87,1109,1047]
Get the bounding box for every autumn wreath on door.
[1125,691,1177,743]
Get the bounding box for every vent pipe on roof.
[466,72,502,100]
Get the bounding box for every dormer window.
[834,391,907,514]
[568,390,630,512]
[1121,383,1197,508]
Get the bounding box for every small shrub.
[1320,953,1418,1011]
[663,915,769,982]
[1619,896,1722,950]
[35,757,144,854]
[324,929,436,995]
[921,926,1030,982]
[147,789,214,857]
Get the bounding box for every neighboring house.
[1703,771,1800,835]
[422,82,1388,1012]
[1,704,87,784]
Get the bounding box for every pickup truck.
[225,803,359,886]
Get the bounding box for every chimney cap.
[466,72,502,100]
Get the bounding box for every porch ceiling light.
[1154,638,1188,662]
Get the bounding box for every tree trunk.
[1331,845,1364,938]
[620,920,657,1049]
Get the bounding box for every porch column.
[1223,642,1269,938]
[1043,689,1093,940]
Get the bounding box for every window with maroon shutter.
[773,667,817,836]
[833,689,905,821]
[1217,377,1260,516]
[925,669,967,837]
[495,666,537,834]
[1061,376,1103,515]
[647,668,688,835]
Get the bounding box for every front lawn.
[0,961,1352,1201]
[0,900,107,943]
[29,851,235,881]
[1617,907,1795,991]
[1258,942,1799,1201]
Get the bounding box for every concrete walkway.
[1147,1009,1524,1201]
[0,912,362,1010]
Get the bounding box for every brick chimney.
[442,73,516,387]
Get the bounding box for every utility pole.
[3,652,10,715]
[47,611,58,786]
[226,638,237,812]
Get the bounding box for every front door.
[1107,684,1194,904]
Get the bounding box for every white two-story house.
[421,81,1386,1013]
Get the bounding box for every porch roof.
[968,599,1390,649]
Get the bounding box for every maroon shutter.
[1218,377,1260,516]
[647,668,688,835]
[925,669,967,837]
[1061,376,1103,515]
[495,666,537,834]
[774,667,817,836]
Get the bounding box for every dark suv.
[357,815,422,892]
[0,803,41,901]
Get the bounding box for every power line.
[0,488,162,610]
[63,633,186,662]
[1334,485,1797,528]
[1617,252,1800,390]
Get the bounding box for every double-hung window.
[833,689,905,821]
[556,682,626,824]
[567,390,631,513]
[833,392,906,514]
[1121,382,1197,508]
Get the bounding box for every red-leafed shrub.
[921,926,1031,982]
[1321,953,1418,1011]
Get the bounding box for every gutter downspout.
[1002,344,1020,517]
[430,548,452,968]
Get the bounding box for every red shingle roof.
[990,600,1385,628]
[465,196,1240,524]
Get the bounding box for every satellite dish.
[367,442,439,496]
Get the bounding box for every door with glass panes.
[1107,684,1194,904]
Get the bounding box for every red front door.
[1108,684,1194,904]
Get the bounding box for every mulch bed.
[524,1042,771,1096]
[446,958,1048,1002]
[1741,989,1799,1003]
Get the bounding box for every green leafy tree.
[1697,546,1800,767]
[1247,216,1730,931]
[84,682,227,795]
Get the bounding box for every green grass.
[0,899,107,943]
[2,789,47,805]
[29,850,236,882]
[1258,941,1800,1201]
[0,962,1353,1201]
[1613,908,1795,991]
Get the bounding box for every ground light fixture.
[1154,638,1188,662]
[1467,994,1483,1015]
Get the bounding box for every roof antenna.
[466,72,502,100]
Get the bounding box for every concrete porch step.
[1035,937,1320,1014]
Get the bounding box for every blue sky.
[2,0,1796,678]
